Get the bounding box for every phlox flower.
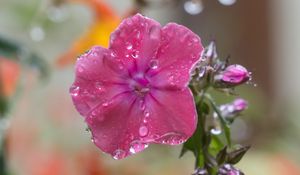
[70,14,203,159]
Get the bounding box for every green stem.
[205,94,232,147]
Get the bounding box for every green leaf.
[216,146,227,165]
[227,145,250,164]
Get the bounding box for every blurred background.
[0,0,300,174]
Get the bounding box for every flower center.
[130,74,150,97]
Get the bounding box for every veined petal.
[85,94,149,159]
[109,14,161,72]
[141,88,197,145]
[148,23,203,89]
[71,46,130,116]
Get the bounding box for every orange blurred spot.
[0,57,20,97]
[271,154,300,175]
[56,0,120,67]
[75,148,107,175]
[29,151,68,175]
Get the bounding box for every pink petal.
[85,88,197,159]
[147,23,203,89]
[70,46,130,116]
[85,94,148,159]
[109,14,162,72]
[142,88,197,145]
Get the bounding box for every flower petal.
[71,46,130,116]
[141,88,197,145]
[85,93,150,159]
[109,14,161,72]
[148,23,203,89]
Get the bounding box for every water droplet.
[218,0,237,6]
[102,102,110,107]
[198,66,206,78]
[139,126,148,137]
[78,66,84,73]
[139,100,146,111]
[94,82,103,91]
[113,149,126,160]
[149,26,160,39]
[29,26,45,42]
[184,0,204,15]
[211,128,222,135]
[134,30,141,39]
[70,86,80,97]
[131,50,139,59]
[111,51,117,57]
[129,141,148,154]
[144,111,150,118]
[159,132,186,145]
[149,59,159,69]
[126,42,133,50]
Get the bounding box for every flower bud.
[232,98,248,111]
[202,40,218,62]
[220,98,248,121]
[221,64,249,85]
[214,64,250,88]
[192,168,209,175]
[218,164,244,175]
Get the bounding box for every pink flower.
[70,14,203,159]
[221,64,250,85]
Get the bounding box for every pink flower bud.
[219,98,248,120]
[233,98,248,111]
[218,164,244,175]
[221,64,250,86]
[203,40,218,61]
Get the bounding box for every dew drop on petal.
[149,59,159,69]
[184,0,204,15]
[113,149,126,160]
[129,141,149,154]
[110,51,117,57]
[131,50,139,59]
[126,42,133,50]
[102,102,109,107]
[139,126,148,137]
[144,110,150,117]
[78,66,84,73]
[139,100,146,111]
[70,86,80,97]
[94,82,103,91]
[159,132,186,145]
